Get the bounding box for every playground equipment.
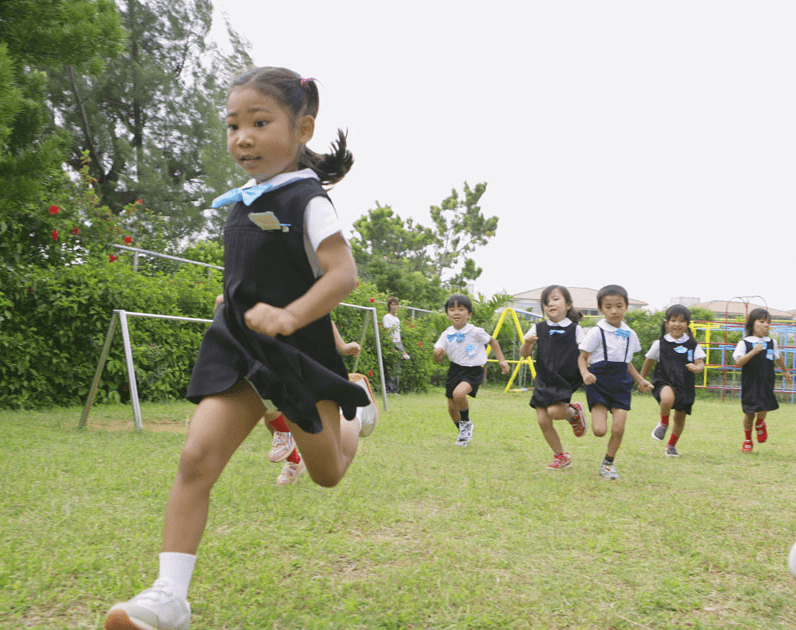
[80,245,388,430]
[485,307,542,392]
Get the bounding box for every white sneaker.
[105,578,190,630]
[268,431,294,463]
[455,420,473,446]
[599,461,619,480]
[275,457,305,486]
[350,373,378,437]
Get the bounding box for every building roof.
[692,300,794,320]
[512,286,648,309]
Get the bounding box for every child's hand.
[754,341,766,353]
[638,379,653,393]
[214,294,225,312]
[433,347,445,363]
[582,371,596,385]
[499,359,510,375]
[245,302,299,337]
[525,334,538,345]
[686,363,700,373]
[340,341,361,356]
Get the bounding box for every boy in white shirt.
[433,294,509,446]
[578,285,652,479]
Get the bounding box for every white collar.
[546,317,572,327]
[664,333,690,343]
[597,319,628,332]
[241,168,318,189]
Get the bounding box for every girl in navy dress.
[520,285,586,470]
[732,308,791,453]
[105,67,376,630]
[640,305,706,457]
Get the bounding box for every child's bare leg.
[447,397,461,425]
[452,382,473,415]
[606,408,627,458]
[285,400,358,488]
[658,386,675,415]
[743,412,755,432]
[537,407,564,454]
[162,381,265,554]
[671,410,687,437]
[591,404,608,437]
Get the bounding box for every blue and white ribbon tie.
[448,332,466,342]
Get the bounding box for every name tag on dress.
[248,211,290,232]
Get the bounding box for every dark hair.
[387,296,399,308]
[229,66,353,185]
[444,294,473,314]
[661,304,693,337]
[745,308,771,335]
[541,285,581,323]
[596,284,628,309]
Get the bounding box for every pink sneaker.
[276,457,305,486]
[741,439,753,453]
[546,452,572,470]
[268,431,294,463]
[755,420,768,443]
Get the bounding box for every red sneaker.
[568,402,587,438]
[755,420,767,443]
[546,452,572,470]
[741,439,753,453]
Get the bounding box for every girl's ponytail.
[299,129,353,186]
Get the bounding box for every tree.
[45,0,251,246]
[350,182,499,307]
[429,182,498,289]
[0,0,124,270]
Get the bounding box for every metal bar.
[78,311,119,428]
[118,311,143,431]
[351,310,370,374]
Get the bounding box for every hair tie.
[300,77,315,86]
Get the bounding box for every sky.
[211,0,795,312]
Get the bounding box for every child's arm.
[733,341,765,368]
[214,294,224,312]
[639,358,654,380]
[489,337,510,374]
[244,233,357,337]
[628,362,653,393]
[433,346,446,363]
[686,358,705,373]
[520,335,537,359]
[332,321,361,356]
[578,350,595,385]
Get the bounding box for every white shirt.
[524,318,585,344]
[383,313,401,343]
[732,336,780,362]
[434,323,492,367]
[579,319,641,364]
[242,169,345,277]
[645,334,707,361]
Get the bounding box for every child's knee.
[177,442,223,485]
[592,425,607,438]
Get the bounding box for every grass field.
[2,388,795,629]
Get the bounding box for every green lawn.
[2,388,795,629]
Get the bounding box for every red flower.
[355,281,360,287]
[369,298,375,303]
[48,205,59,215]
[51,229,59,241]
[27,287,34,294]
[72,226,79,235]
[124,236,133,244]
[109,254,117,262]
[368,370,373,377]
[136,199,143,204]
[417,341,423,347]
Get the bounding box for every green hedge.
[0,255,221,408]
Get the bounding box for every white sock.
[158,552,196,600]
[355,407,363,432]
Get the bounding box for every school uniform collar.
[746,335,771,342]
[597,319,629,333]
[664,333,690,343]
[546,317,572,327]
[212,169,318,208]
